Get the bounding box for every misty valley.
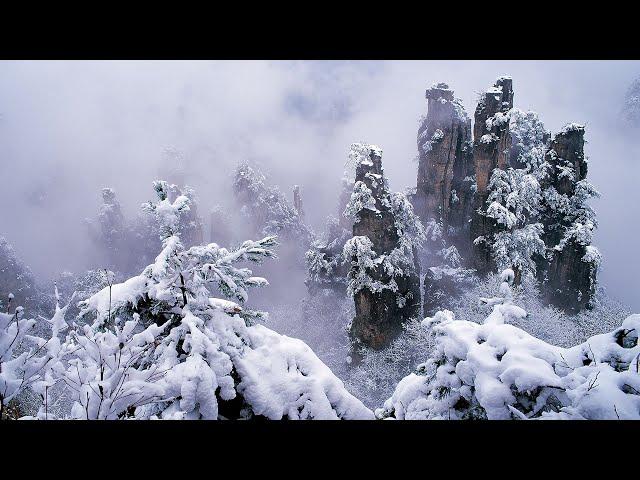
[2,68,640,421]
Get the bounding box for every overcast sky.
[0,60,638,309]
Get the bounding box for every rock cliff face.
[469,77,514,274]
[539,125,599,312]
[349,147,421,349]
[414,83,474,254]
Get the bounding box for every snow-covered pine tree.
[343,143,424,350]
[71,180,372,420]
[165,183,204,248]
[482,167,545,284]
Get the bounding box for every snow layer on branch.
[235,322,374,420]
[78,275,148,324]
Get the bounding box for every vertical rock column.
[414,83,474,244]
[540,125,598,312]
[469,77,514,274]
[349,147,420,350]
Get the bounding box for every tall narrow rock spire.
[345,144,421,349]
[538,124,600,311]
[414,83,473,244]
[469,76,514,274]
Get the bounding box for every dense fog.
[0,60,638,309]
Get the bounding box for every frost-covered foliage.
[56,315,169,419]
[342,144,425,301]
[344,181,378,219]
[448,271,628,349]
[166,184,205,248]
[305,163,356,293]
[342,202,422,302]
[305,217,351,290]
[420,128,445,154]
[0,285,72,419]
[53,269,120,320]
[475,172,544,280]
[86,183,206,277]
[543,178,600,251]
[233,162,312,245]
[378,270,640,420]
[509,109,549,171]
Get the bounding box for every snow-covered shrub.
[377,270,640,420]
[344,318,435,409]
[57,315,168,420]
[0,285,72,419]
[305,214,352,293]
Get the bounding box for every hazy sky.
[0,60,638,309]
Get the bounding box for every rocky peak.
[473,77,514,195]
[414,82,473,254]
[545,124,587,195]
[347,145,421,350]
[469,77,515,274]
[353,146,398,253]
[538,124,598,312]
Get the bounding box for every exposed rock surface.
[539,125,599,312]
[348,147,421,349]
[469,77,514,274]
[413,83,474,256]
